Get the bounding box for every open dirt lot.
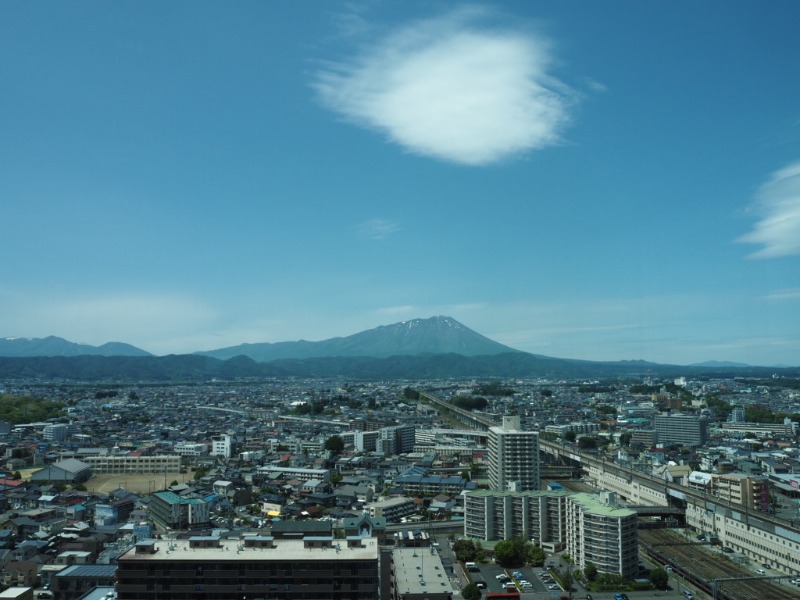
[86,472,188,495]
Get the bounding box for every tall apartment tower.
[488,415,540,492]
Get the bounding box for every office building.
[488,415,539,492]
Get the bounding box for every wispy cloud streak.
[738,161,800,258]
[356,217,401,240]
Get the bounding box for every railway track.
[639,530,799,600]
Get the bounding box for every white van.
[756,568,766,575]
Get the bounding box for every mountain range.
[0,317,517,360]
[0,336,152,358]
[1,316,796,382]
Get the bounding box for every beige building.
[712,473,769,511]
[84,454,181,474]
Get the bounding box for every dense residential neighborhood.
[0,374,799,599]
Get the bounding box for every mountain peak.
[197,316,520,362]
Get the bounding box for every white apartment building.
[488,415,540,492]
[174,442,208,456]
[464,489,569,549]
[566,492,638,580]
[463,489,638,578]
[210,434,234,458]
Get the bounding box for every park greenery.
[0,394,65,424]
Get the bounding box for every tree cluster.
[0,394,65,424]
[493,537,545,567]
[451,396,489,411]
[452,539,486,563]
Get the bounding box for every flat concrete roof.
[119,537,379,562]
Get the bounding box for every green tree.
[564,431,577,443]
[650,567,669,590]
[494,537,527,567]
[619,432,632,446]
[12,471,21,480]
[324,435,345,454]
[453,539,484,563]
[583,562,598,582]
[462,583,481,600]
[526,545,546,566]
[578,437,598,450]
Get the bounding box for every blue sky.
[2,1,799,366]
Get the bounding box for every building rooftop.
[568,492,637,517]
[392,546,451,596]
[120,536,379,562]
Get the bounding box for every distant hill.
[689,360,751,368]
[195,316,521,361]
[0,352,796,383]
[0,336,151,357]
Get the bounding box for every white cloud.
[356,217,401,240]
[314,7,574,165]
[738,160,800,258]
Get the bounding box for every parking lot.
[468,563,564,595]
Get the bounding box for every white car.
[791,578,800,585]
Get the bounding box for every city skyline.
[2,1,799,366]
